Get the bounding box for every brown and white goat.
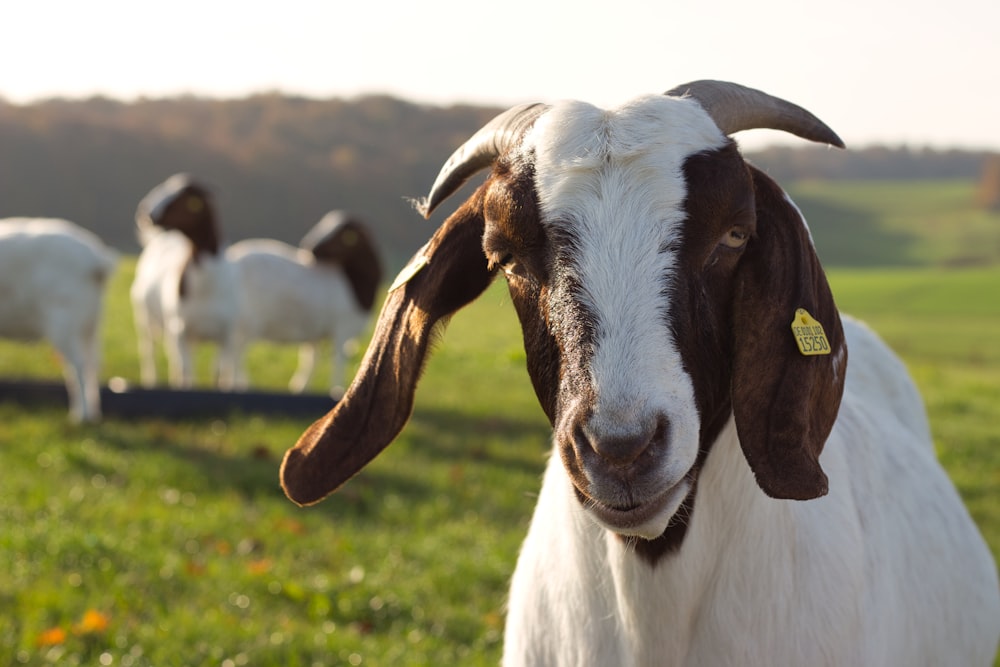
[225,212,383,394]
[130,174,241,389]
[280,81,1000,665]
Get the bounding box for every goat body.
[0,218,118,422]
[506,316,996,665]
[226,238,373,393]
[130,229,240,388]
[279,82,1000,665]
[130,175,240,389]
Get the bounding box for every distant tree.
[977,153,1000,211]
[747,144,988,182]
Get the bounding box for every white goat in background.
[280,81,1000,665]
[226,211,383,394]
[130,174,240,389]
[0,218,118,422]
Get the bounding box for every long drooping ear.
[280,192,495,506]
[731,167,847,500]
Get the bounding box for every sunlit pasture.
[0,256,997,665]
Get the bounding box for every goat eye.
[488,252,514,272]
[501,257,526,279]
[492,253,537,284]
[720,226,749,250]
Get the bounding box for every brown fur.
[139,176,222,303]
[301,212,384,312]
[154,183,220,257]
[280,192,496,505]
[730,167,845,499]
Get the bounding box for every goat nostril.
[652,414,669,446]
[582,415,669,468]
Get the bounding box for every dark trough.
[0,379,337,419]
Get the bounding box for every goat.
[0,218,118,422]
[225,211,383,394]
[130,174,240,389]
[279,81,1000,665]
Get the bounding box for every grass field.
[1,256,998,662]
[787,179,1000,268]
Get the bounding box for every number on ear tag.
[790,308,832,356]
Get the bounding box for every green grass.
[790,180,1000,268]
[0,259,548,666]
[1,257,997,665]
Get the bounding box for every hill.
[0,94,499,267]
[1,94,998,268]
[787,180,1000,267]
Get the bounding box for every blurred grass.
[790,180,1000,268]
[0,258,547,666]
[0,256,997,665]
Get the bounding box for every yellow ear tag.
[790,308,832,356]
[387,251,430,293]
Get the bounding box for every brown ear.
[301,212,383,311]
[731,167,847,500]
[280,193,494,506]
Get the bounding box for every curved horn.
[666,80,845,149]
[415,102,549,218]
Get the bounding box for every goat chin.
[584,478,691,539]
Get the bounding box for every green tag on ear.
[387,251,430,293]
[791,308,831,356]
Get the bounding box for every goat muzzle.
[556,403,693,538]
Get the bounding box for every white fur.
[0,218,118,422]
[532,97,726,538]
[130,229,240,389]
[225,238,371,394]
[498,96,1000,665]
[505,318,1000,666]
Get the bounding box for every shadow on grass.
[407,405,551,469]
[30,399,550,525]
[794,195,921,268]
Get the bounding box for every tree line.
[0,93,993,267]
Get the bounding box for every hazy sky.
[2,0,997,150]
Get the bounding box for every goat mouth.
[577,478,692,540]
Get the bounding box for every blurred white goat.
[226,211,383,394]
[130,174,240,389]
[0,218,118,422]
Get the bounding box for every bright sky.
[2,0,997,151]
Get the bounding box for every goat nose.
[579,414,669,468]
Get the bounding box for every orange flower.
[247,558,272,575]
[276,518,306,535]
[185,560,207,576]
[35,626,67,646]
[74,609,110,634]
